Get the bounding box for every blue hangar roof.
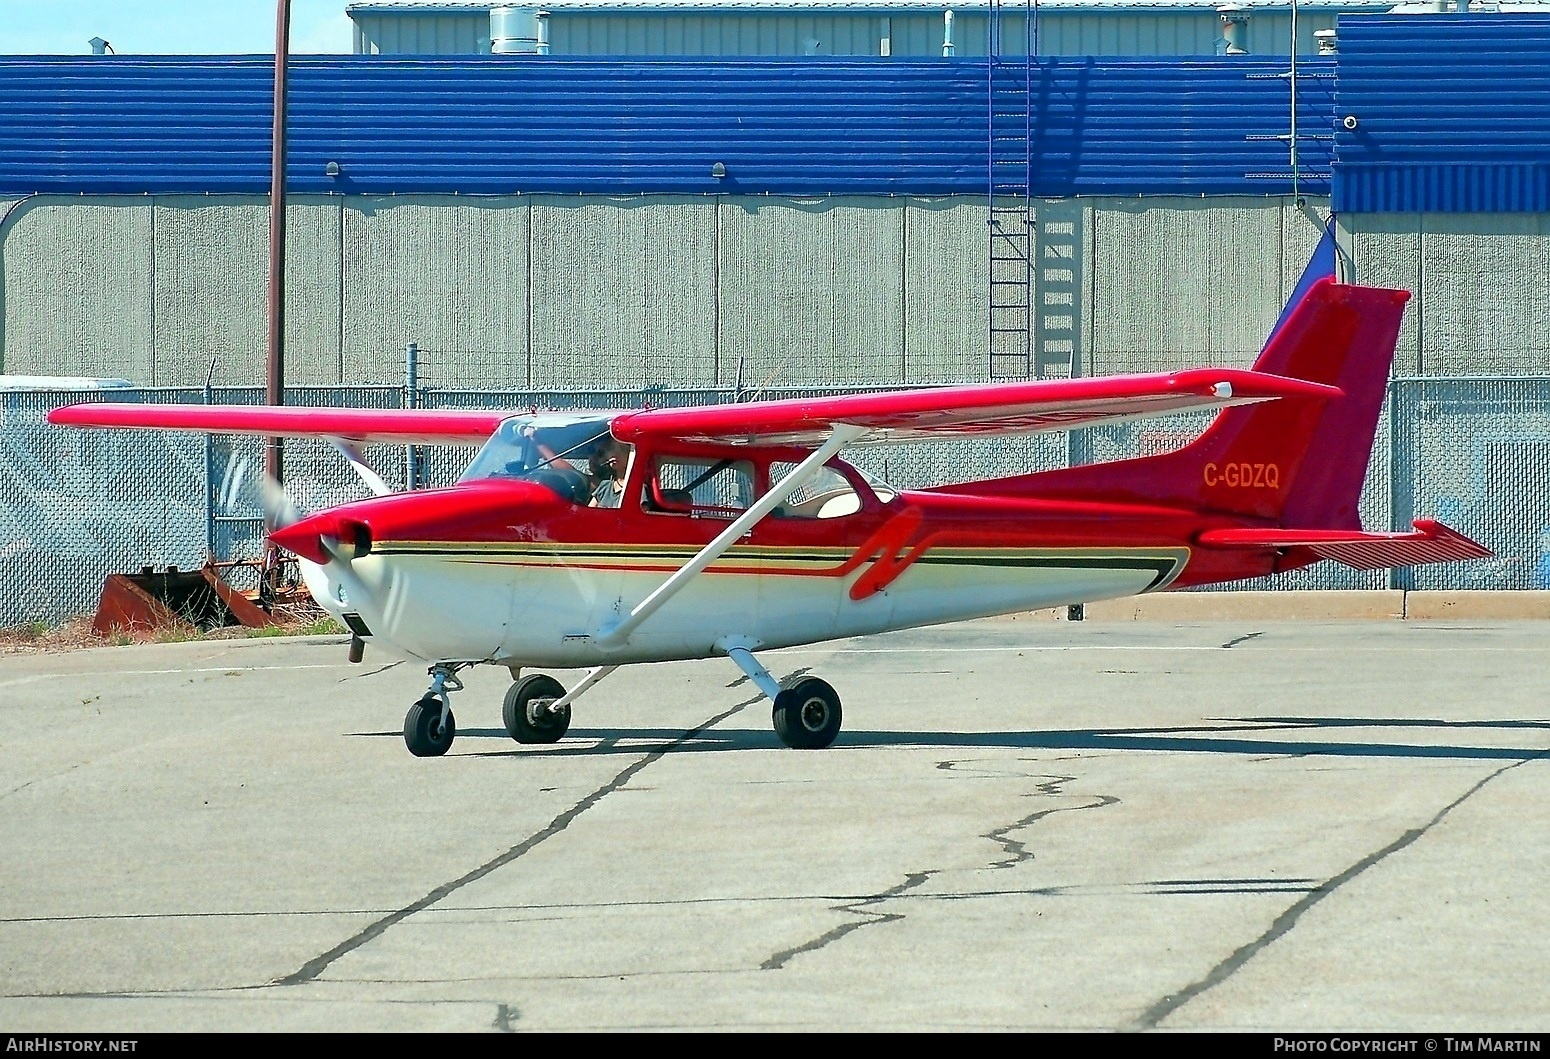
[0,55,1332,199]
[3,14,1548,211]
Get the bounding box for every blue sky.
[0,1,357,55]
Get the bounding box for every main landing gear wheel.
[404,694,456,757]
[504,674,572,744]
[772,677,842,750]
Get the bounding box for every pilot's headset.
[587,441,617,479]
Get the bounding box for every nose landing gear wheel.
[404,694,455,757]
[504,674,572,744]
[772,677,842,749]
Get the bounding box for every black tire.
[404,695,455,757]
[772,677,842,749]
[504,674,571,744]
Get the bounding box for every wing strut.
[594,424,868,649]
[329,439,394,497]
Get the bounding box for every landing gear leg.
[404,663,467,757]
[719,637,843,750]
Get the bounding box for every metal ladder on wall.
[988,0,1078,383]
[987,0,1036,380]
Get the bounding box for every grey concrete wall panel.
[343,196,529,387]
[903,198,985,384]
[1079,199,1096,379]
[1418,213,1550,377]
[529,195,717,389]
[1089,197,1285,375]
[0,199,153,382]
[1199,199,1284,367]
[151,198,265,387]
[719,197,904,387]
[1034,199,1085,379]
[1341,214,1422,375]
[1280,200,1333,303]
[293,198,345,386]
[149,197,343,387]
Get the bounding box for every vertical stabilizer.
[959,264,1409,530]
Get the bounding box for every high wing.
[610,369,1342,448]
[46,404,509,447]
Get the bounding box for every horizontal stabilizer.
[1196,519,1493,571]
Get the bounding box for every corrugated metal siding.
[353,12,496,53]
[1333,14,1550,213]
[352,7,1360,57]
[992,59,1335,195]
[1037,14,1212,57]
[0,55,1331,198]
[550,13,898,55]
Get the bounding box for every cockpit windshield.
[460,413,618,505]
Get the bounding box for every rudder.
[958,277,1410,530]
[1173,277,1409,527]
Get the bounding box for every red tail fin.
[962,278,1410,528]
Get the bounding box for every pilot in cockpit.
[587,436,630,508]
[520,425,629,508]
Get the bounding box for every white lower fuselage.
[301,543,1188,668]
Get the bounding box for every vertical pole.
[1387,378,1408,591]
[1025,0,1035,374]
[405,342,419,490]
[1289,0,1299,203]
[266,0,292,487]
[204,359,216,561]
[986,1,996,379]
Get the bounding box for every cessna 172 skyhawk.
[50,275,1490,757]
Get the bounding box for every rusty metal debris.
[91,553,324,640]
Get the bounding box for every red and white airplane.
[50,275,1490,757]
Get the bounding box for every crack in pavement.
[761,871,936,970]
[759,761,1119,970]
[1128,755,1542,1031]
[339,660,404,682]
[979,771,1120,870]
[932,761,1121,870]
[1221,631,1265,650]
[270,677,791,987]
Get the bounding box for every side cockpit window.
[645,457,755,518]
[770,463,861,519]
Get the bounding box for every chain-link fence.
[2,377,1543,628]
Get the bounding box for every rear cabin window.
[646,457,755,518]
[770,463,861,519]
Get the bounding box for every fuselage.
[287,441,1284,668]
